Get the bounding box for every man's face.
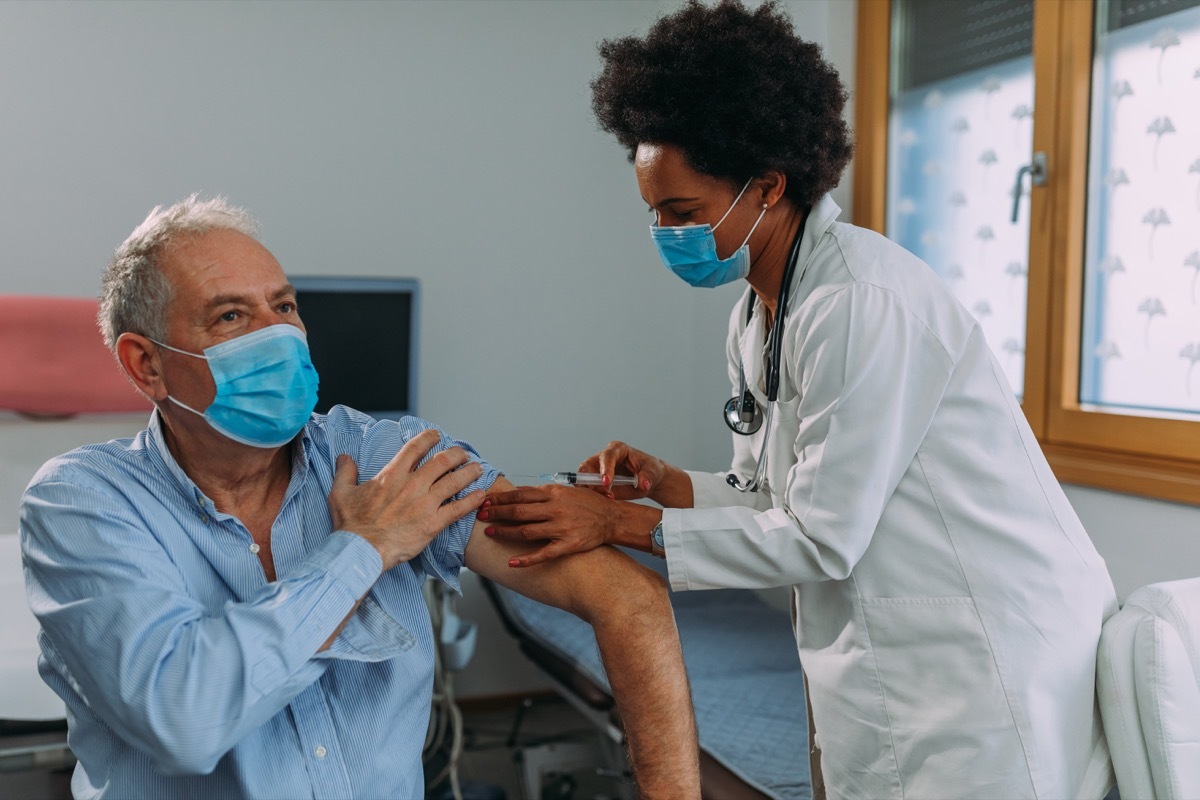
[155,228,304,413]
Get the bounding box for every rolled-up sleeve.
[349,414,499,593]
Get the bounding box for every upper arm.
[464,477,664,619]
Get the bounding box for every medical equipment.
[724,225,805,493]
[550,472,636,487]
[511,472,638,487]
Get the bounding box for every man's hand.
[329,428,485,570]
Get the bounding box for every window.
[855,0,1200,504]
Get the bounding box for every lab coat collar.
[790,193,842,304]
[736,193,842,400]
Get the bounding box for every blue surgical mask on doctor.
[151,324,320,448]
[650,178,768,288]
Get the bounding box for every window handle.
[1011,151,1047,223]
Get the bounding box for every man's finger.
[332,454,359,491]
[420,446,471,483]
[379,428,442,476]
[437,489,487,528]
[431,461,484,502]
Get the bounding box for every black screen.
[292,278,418,419]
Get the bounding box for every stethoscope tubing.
[726,221,806,493]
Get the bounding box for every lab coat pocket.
[860,597,1031,798]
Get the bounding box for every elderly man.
[19,195,700,799]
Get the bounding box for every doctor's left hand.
[478,484,618,567]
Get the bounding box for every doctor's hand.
[478,484,639,567]
[582,441,694,509]
[329,429,486,571]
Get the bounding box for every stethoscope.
[724,223,805,493]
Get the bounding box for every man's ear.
[115,332,167,403]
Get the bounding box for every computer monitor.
[290,276,419,420]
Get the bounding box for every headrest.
[0,295,152,417]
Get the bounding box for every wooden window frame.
[854,0,1200,505]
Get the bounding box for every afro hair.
[591,0,853,208]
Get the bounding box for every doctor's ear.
[115,332,167,402]
[754,171,788,209]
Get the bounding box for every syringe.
[547,471,638,487]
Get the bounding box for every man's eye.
[278,301,296,314]
[220,311,239,322]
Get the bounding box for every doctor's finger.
[478,501,554,524]
[483,523,553,542]
[483,486,552,507]
[506,542,572,568]
[592,443,640,485]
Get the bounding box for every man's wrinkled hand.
[329,429,485,569]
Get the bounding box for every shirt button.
[249,543,261,554]
[314,745,327,759]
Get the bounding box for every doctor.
[483,2,1119,798]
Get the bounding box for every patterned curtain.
[1081,3,1200,415]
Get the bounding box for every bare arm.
[466,476,700,798]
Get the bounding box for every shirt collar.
[146,409,315,515]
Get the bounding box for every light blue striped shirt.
[19,406,499,800]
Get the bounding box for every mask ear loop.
[147,337,211,418]
[712,178,757,232]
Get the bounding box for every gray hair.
[98,193,261,349]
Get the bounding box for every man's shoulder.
[308,406,444,450]
[27,433,148,493]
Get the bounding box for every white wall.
[0,0,852,699]
[0,0,1194,703]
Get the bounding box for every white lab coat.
[660,195,1118,799]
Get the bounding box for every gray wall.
[0,0,1194,701]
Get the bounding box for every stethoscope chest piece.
[724,391,764,435]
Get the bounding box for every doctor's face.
[635,142,762,261]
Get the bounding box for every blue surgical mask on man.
[151,324,320,448]
[649,178,768,288]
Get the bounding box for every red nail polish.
[485,527,495,536]
[478,509,489,520]
[508,558,521,567]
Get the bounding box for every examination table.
[482,550,811,800]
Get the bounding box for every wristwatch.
[649,520,666,558]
